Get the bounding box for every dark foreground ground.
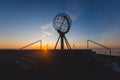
[0,50,120,80]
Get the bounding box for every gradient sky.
[0,0,120,50]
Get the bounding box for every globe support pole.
[60,33,64,50]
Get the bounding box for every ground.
[0,50,120,80]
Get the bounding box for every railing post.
[110,49,111,56]
[40,40,42,50]
[105,51,106,55]
[87,40,89,49]
[47,44,48,50]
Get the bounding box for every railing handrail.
[19,40,42,50]
[87,39,111,55]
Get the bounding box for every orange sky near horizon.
[0,40,119,50]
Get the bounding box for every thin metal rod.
[66,39,71,49]
[64,36,71,50]
[61,36,64,50]
[19,40,42,50]
[54,36,60,50]
[40,40,42,50]
[87,39,111,55]
[87,40,89,49]
[65,38,69,49]
[46,44,48,49]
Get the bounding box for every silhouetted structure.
[53,13,71,50]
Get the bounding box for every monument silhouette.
[53,13,71,50]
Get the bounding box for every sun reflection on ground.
[40,50,54,64]
[43,48,47,51]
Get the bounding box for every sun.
[43,48,47,51]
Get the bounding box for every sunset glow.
[0,0,120,50]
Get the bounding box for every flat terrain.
[0,50,120,80]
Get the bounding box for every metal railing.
[87,39,111,56]
[19,40,42,50]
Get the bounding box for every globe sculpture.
[53,13,71,50]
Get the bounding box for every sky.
[0,0,120,50]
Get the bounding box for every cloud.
[40,22,55,37]
[41,31,52,36]
[41,22,52,30]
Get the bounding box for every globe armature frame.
[53,13,71,50]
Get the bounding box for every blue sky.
[0,0,120,49]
